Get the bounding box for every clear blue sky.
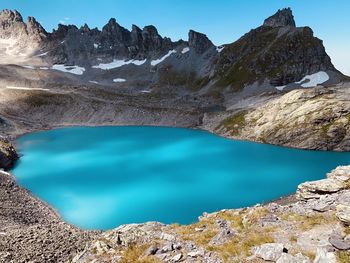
[1,0,349,75]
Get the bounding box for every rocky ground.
[0,170,98,263]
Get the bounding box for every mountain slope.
[0,8,346,97]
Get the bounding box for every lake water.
[12,126,350,230]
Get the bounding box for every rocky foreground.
[1,162,350,262]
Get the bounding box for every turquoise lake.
[12,126,350,230]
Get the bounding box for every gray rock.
[336,204,350,225]
[297,179,346,200]
[253,243,285,261]
[313,247,336,263]
[329,234,350,250]
[263,8,296,28]
[0,138,18,170]
[170,253,182,262]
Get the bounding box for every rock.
[188,250,204,258]
[313,247,336,263]
[159,243,174,253]
[329,234,350,250]
[263,8,296,28]
[188,30,214,54]
[336,204,350,225]
[0,138,18,170]
[160,232,176,241]
[327,165,350,182]
[296,179,346,200]
[145,245,158,256]
[253,243,285,261]
[170,253,182,262]
[276,253,310,263]
[209,227,237,246]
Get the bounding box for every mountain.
[0,8,346,101]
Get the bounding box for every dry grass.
[119,245,161,263]
[337,251,350,263]
[208,232,274,262]
[281,212,335,231]
[173,218,218,246]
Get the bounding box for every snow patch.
[296,71,330,88]
[216,46,225,53]
[151,50,176,66]
[93,43,98,49]
[36,51,49,57]
[275,85,286,91]
[275,71,330,90]
[113,78,126,83]
[22,65,35,69]
[5,86,50,91]
[92,59,146,70]
[181,47,190,54]
[52,64,85,75]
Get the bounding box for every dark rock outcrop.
[188,29,214,54]
[263,7,296,28]
[0,138,18,170]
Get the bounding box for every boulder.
[336,204,350,225]
[297,179,346,200]
[329,234,350,250]
[313,247,336,263]
[327,165,350,182]
[253,243,285,261]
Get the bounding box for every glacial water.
[12,126,350,230]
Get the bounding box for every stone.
[145,245,158,256]
[188,250,204,258]
[0,138,18,170]
[171,253,182,262]
[336,204,350,225]
[160,243,174,253]
[276,253,310,263]
[327,165,350,182]
[297,179,346,200]
[313,247,336,263]
[329,234,350,250]
[253,243,285,261]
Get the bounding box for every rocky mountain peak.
[263,8,296,28]
[0,9,23,23]
[188,29,214,54]
[27,16,47,39]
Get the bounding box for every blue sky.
[1,0,349,75]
